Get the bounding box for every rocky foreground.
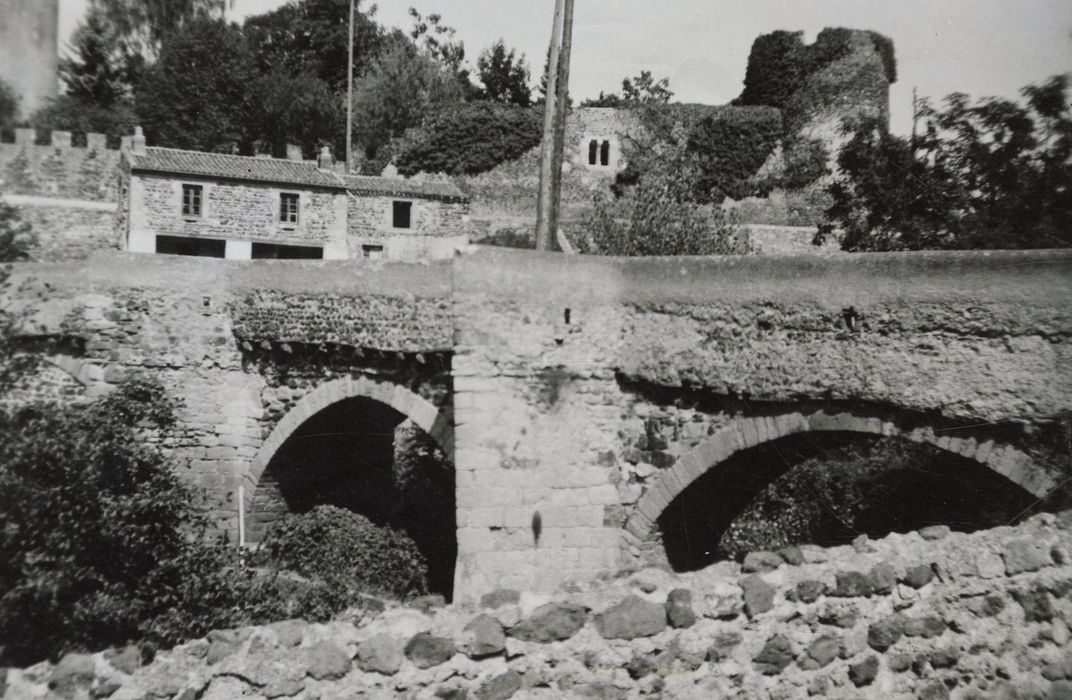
[5,512,1072,700]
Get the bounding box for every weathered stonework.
[346,192,470,260]
[4,247,1071,600]
[127,173,349,258]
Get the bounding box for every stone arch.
[245,375,453,493]
[623,407,1055,545]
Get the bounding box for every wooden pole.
[535,0,575,251]
[346,0,355,173]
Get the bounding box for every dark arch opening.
[250,396,456,599]
[657,432,1040,573]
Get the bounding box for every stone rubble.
[3,511,1071,699]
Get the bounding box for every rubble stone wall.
[6,512,1071,699]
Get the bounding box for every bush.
[395,103,542,176]
[258,505,430,600]
[0,381,215,664]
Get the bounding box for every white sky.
[58,0,1072,135]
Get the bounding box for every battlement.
[0,129,123,202]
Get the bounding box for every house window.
[600,140,611,166]
[156,235,225,258]
[392,201,413,229]
[181,184,203,217]
[362,244,384,259]
[252,242,323,259]
[279,192,300,225]
[588,139,599,165]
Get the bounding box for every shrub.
[473,227,534,249]
[0,381,212,664]
[394,103,542,176]
[258,505,430,600]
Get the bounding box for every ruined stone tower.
[0,0,59,118]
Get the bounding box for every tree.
[135,18,256,153]
[408,8,471,93]
[32,9,138,145]
[0,79,18,138]
[821,74,1072,251]
[350,36,465,167]
[243,0,385,93]
[249,69,342,158]
[88,0,233,59]
[476,39,532,106]
[582,70,672,107]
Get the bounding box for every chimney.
[317,145,333,171]
[286,144,303,161]
[131,125,146,155]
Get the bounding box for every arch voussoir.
[624,407,1050,543]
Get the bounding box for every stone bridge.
[4,248,1071,600]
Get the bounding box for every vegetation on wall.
[394,103,542,176]
[820,74,1072,251]
[735,27,896,111]
[686,107,785,203]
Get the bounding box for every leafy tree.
[135,18,256,153]
[475,39,532,106]
[350,36,465,167]
[582,70,673,107]
[821,74,1072,251]
[0,201,34,264]
[249,69,342,159]
[408,8,471,93]
[0,79,18,138]
[243,0,385,92]
[88,0,233,59]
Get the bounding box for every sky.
[57,0,1072,135]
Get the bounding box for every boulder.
[818,604,859,629]
[829,571,874,597]
[795,580,824,603]
[1004,538,1054,575]
[303,641,351,680]
[595,595,666,640]
[868,562,897,594]
[461,614,506,659]
[105,645,144,674]
[803,635,839,669]
[699,581,744,619]
[404,632,457,669]
[777,545,805,566]
[742,551,783,573]
[901,564,935,589]
[707,632,742,661]
[868,615,904,651]
[920,525,951,540]
[507,603,588,643]
[665,588,696,629]
[355,634,403,675]
[476,669,523,700]
[848,655,879,686]
[1014,588,1054,623]
[740,575,776,618]
[48,652,95,698]
[753,634,794,675]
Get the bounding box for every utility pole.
[535,0,575,251]
[346,0,355,173]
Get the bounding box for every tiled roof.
[127,147,347,189]
[345,175,467,203]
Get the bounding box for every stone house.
[119,129,470,261]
